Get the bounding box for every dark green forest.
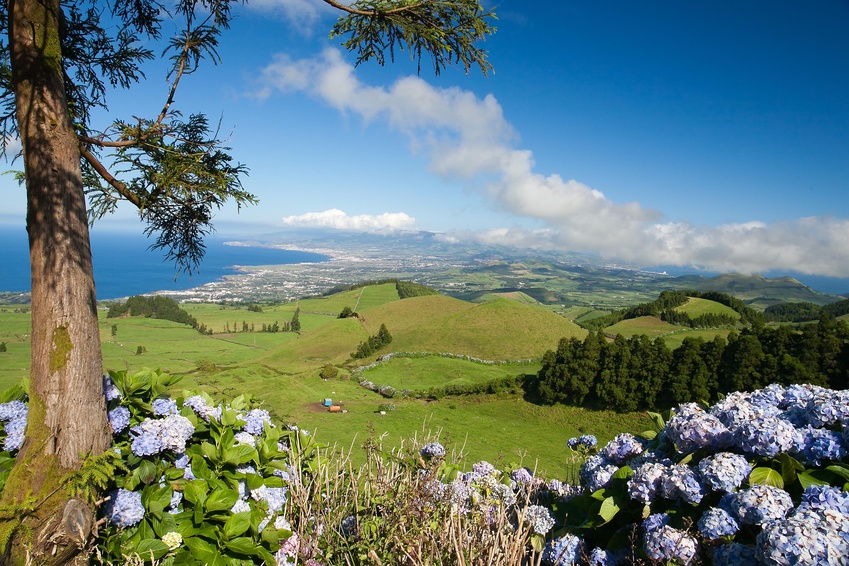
[532,315,849,412]
[764,298,849,322]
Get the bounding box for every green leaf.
[205,487,239,513]
[183,536,219,564]
[529,533,545,554]
[137,459,159,486]
[183,480,208,506]
[598,497,620,525]
[224,444,257,466]
[798,471,833,489]
[223,512,252,539]
[826,464,849,482]
[224,537,261,557]
[749,467,784,489]
[136,539,171,561]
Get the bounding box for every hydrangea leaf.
[136,539,170,560]
[797,470,834,489]
[223,511,252,539]
[183,536,219,564]
[224,536,262,556]
[825,464,849,482]
[204,486,239,513]
[598,496,620,525]
[749,466,784,489]
[529,533,545,553]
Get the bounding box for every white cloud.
[243,0,330,30]
[257,49,849,278]
[281,208,416,232]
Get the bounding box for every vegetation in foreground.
[0,370,847,565]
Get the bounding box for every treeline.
[352,324,393,359]
[764,298,849,322]
[531,315,849,413]
[107,296,202,330]
[579,290,761,331]
[107,296,301,336]
[323,279,439,299]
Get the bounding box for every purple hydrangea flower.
[697,452,752,493]
[152,398,178,416]
[108,406,130,434]
[243,408,272,435]
[697,507,739,540]
[511,467,535,485]
[420,442,446,459]
[720,484,794,526]
[104,489,145,527]
[642,512,669,534]
[542,533,584,565]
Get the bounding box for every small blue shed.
[322,398,332,407]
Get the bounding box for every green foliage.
[319,364,338,380]
[66,451,127,504]
[338,306,355,319]
[536,315,849,411]
[395,280,439,299]
[329,0,496,76]
[351,323,393,359]
[0,343,5,353]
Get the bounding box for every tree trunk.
[0,0,111,562]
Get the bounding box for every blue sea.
[0,226,328,300]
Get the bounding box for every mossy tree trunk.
[0,0,111,562]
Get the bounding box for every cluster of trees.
[229,308,301,333]
[107,296,200,329]
[352,324,393,359]
[579,290,762,331]
[764,298,849,322]
[533,315,849,413]
[338,306,358,319]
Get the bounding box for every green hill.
[669,273,840,309]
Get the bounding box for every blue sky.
[2,0,848,280]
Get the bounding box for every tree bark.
[1,0,111,562]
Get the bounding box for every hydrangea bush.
[1,373,848,565]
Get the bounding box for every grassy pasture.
[604,316,679,338]
[359,356,534,392]
[661,328,733,349]
[674,296,740,319]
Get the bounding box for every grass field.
[674,296,740,319]
[0,287,653,477]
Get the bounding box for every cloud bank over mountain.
[257,48,849,277]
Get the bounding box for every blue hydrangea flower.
[522,504,555,535]
[230,499,251,514]
[0,400,28,422]
[627,462,667,504]
[600,433,644,464]
[183,395,221,423]
[587,547,619,566]
[511,467,535,485]
[659,464,704,505]
[108,406,130,434]
[341,515,357,537]
[712,542,756,566]
[642,512,669,534]
[757,508,849,565]
[102,375,121,402]
[234,431,257,446]
[547,479,581,501]
[793,425,847,466]
[104,489,145,528]
[796,485,849,515]
[251,485,288,513]
[697,507,739,540]
[152,398,178,416]
[129,420,163,456]
[805,389,849,428]
[167,490,183,514]
[567,434,597,450]
[243,408,272,435]
[542,533,584,565]
[420,442,446,459]
[697,452,752,493]
[157,414,194,452]
[665,407,732,453]
[780,384,821,409]
[3,417,26,452]
[580,454,618,493]
[720,484,793,526]
[734,414,800,457]
[643,525,698,565]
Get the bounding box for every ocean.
[0,225,328,300]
